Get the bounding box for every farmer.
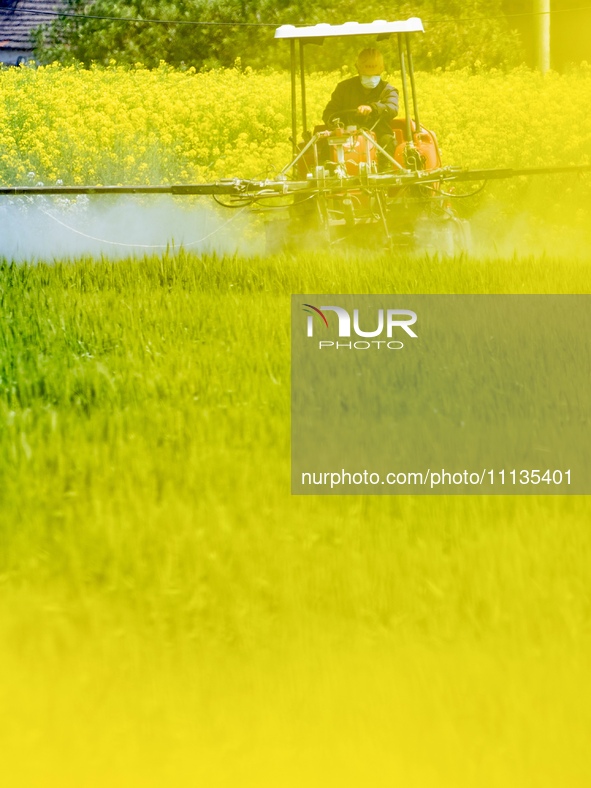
[322,48,399,161]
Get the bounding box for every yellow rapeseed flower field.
[0,62,589,180]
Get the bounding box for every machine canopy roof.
[274,18,424,40]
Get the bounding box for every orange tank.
[391,118,442,171]
[331,128,378,175]
[296,125,378,179]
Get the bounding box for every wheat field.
[1,249,590,786]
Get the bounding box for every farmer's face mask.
[360,75,381,89]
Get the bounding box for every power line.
[10,7,277,27]
[7,4,591,30]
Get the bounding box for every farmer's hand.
[357,105,372,116]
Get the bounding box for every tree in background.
[33,0,523,70]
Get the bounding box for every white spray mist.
[0,194,264,262]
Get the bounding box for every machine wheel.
[264,196,329,254]
[450,217,473,256]
[414,215,473,257]
[264,219,291,255]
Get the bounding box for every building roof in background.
[0,0,64,53]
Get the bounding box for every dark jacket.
[322,76,399,137]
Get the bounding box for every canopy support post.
[397,34,413,141]
[405,33,421,132]
[290,39,298,160]
[299,40,308,137]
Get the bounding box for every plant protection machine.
[1,17,591,252]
